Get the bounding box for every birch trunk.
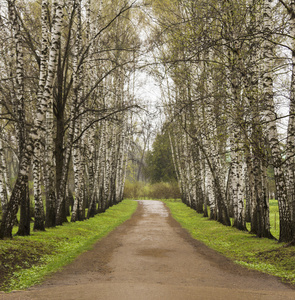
[100,120,108,212]
[0,137,8,216]
[263,0,292,242]
[5,0,31,237]
[119,131,131,202]
[0,0,63,238]
[284,1,295,243]
[32,0,50,231]
[41,0,57,228]
[55,100,77,225]
[33,141,45,231]
[204,90,230,225]
[191,142,204,214]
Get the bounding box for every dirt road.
[2,200,295,300]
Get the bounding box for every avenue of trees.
[0,0,142,238]
[149,0,295,244]
[1,0,295,247]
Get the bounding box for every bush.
[123,180,181,200]
[123,180,145,199]
[149,182,181,199]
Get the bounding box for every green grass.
[0,200,138,292]
[162,199,295,285]
[269,199,280,239]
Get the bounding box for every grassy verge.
[163,199,295,285]
[0,200,138,292]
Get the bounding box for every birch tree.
[262,0,292,242]
[0,0,140,238]
[278,0,295,244]
[149,0,288,238]
[0,0,64,238]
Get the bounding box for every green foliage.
[163,200,295,285]
[123,180,146,199]
[269,199,280,239]
[148,182,180,199]
[123,180,180,199]
[144,130,177,183]
[0,200,137,292]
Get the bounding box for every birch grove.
[0,0,140,238]
[2,0,295,246]
[150,0,295,243]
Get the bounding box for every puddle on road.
[138,200,169,218]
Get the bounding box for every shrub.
[123,180,181,200]
[123,180,145,199]
[149,181,181,199]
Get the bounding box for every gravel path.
[2,200,295,300]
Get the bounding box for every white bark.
[0,136,8,214]
[263,0,292,242]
